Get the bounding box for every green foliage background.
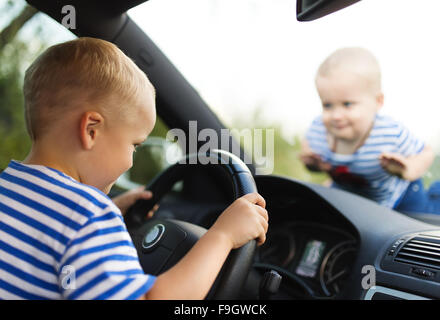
[229,108,327,184]
[0,41,32,169]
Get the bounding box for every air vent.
[395,237,440,270]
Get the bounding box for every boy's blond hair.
[23,37,154,140]
[316,47,382,94]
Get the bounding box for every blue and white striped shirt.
[0,160,155,300]
[305,114,425,208]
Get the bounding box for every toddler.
[300,47,439,213]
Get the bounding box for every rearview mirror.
[297,0,361,21]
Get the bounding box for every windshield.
[129,0,440,186]
[2,0,440,212]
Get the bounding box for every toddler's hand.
[210,193,268,249]
[112,186,158,218]
[379,152,408,179]
[300,151,332,172]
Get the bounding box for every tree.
[0,4,38,53]
[0,2,39,169]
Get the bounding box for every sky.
[128,0,440,149]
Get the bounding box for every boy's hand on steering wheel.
[210,192,269,248]
[112,186,158,218]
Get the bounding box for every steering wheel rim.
[125,149,258,299]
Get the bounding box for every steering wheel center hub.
[142,224,165,250]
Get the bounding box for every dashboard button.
[412,268,435,278]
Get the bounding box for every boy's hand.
[210,193,268,248]
[300,151,332,172]
[379,152,409,179]
[112,186,158,218]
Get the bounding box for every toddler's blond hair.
[316,47,382,94]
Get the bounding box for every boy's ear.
[79,111,104,150]
[376,92,384,110]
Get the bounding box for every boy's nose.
[331,108,345,121]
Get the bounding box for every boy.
[300,47,437,212]
[0,38,268,299]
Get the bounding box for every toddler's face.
[89,92,156,194]
[316,72,382,143]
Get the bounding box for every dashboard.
[250,175,440,300]
[145,173,440,300]
[256,221,357,299]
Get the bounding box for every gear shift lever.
[259,270,282,300]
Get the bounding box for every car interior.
[19,0,440,300]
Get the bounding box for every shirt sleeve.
[395,123,425,157]
[57,206,155,300]
[305,116,329,158]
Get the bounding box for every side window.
[0,1,74,171]
[0,2,182,188]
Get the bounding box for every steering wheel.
[124,149,258,299]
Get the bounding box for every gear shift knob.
[259,270,282,300]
